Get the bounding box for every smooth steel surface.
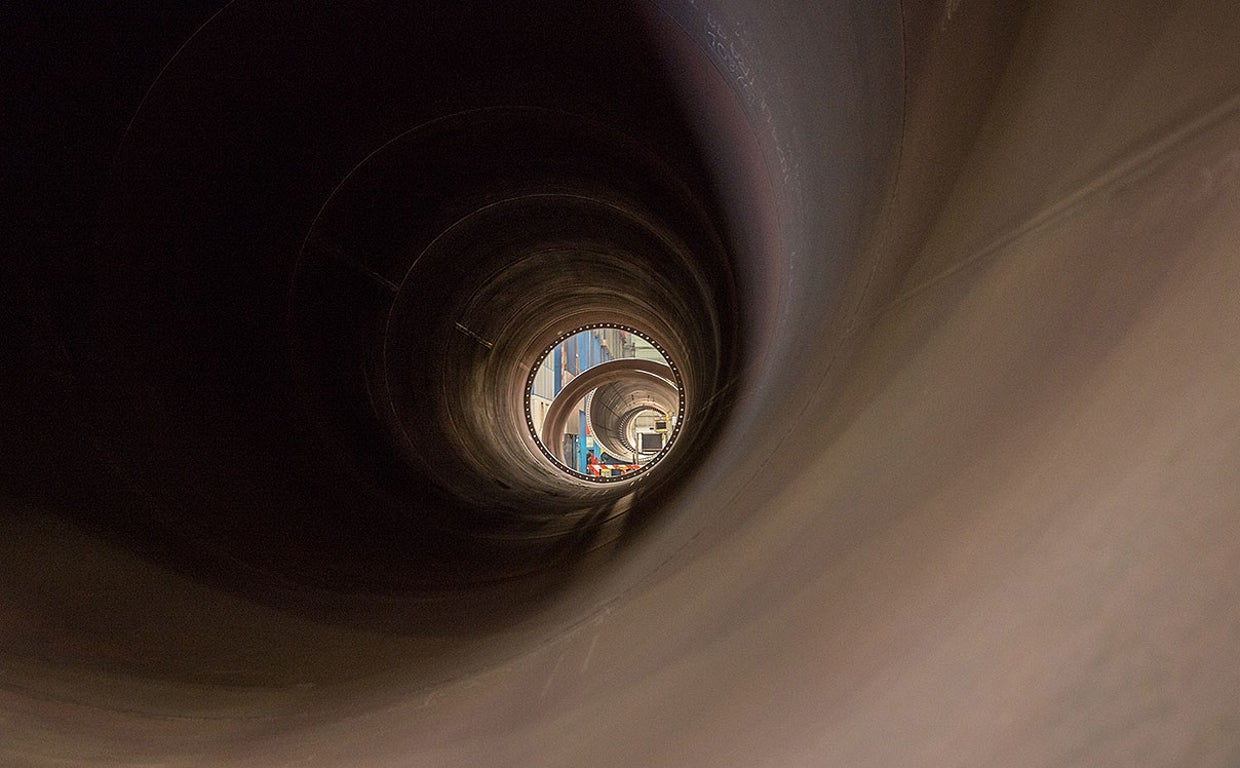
[5,0,1240,765]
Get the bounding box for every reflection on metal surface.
[7,0,1240,765]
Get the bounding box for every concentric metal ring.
[524,324,686,483]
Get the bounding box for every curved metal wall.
[5,0,1240,765]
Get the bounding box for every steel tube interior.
[7,0,1240,765]
[586,375,679,460]
[538,358,679,477]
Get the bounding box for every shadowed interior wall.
[4,0,1240,765]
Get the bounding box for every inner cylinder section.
[526,325,684,482]
[289,102,739,583]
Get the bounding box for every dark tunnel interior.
[8,0,784,727]
[15,0,750,618]
[6,0,1240,765]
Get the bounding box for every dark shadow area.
[7,0,740,623]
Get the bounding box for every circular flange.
[524,324,686,483]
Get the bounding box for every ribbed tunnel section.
[8,0,764,727]
[292,103,732,560]
[7,0,1240,766]
[57,1,744,599]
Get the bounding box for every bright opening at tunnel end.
[525,324,685,483]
